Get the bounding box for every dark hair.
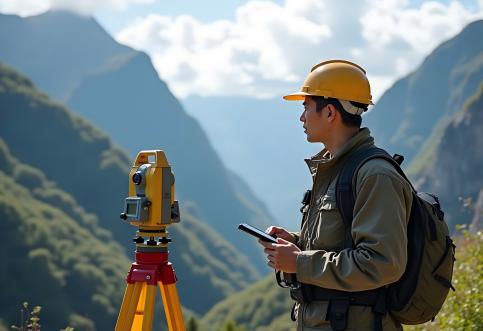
[311,96,366,128]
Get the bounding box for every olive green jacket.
[293,128,412,331]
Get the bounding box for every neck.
[325,126,360,155]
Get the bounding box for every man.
[258,60,413,331]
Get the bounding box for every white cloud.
[116,0,483,100]
[117,0,332,98]
[362,0,482,54]
[0,0,153,17]
[116,0,483,101]
[2,0,482,100]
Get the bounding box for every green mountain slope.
[0,11,274,271]
[0,138,130,330]
[203,231,483,331]
[201,276,293,331]
[0,62,259,317]
[413,84,483,228]
[0,10,135,101]
[364,20,483,164]
[201,85,483,331]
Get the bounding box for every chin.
[307,136,322,143]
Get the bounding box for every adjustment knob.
[120,213,127,220]
[133,236,144,244]
[159,237,172,244]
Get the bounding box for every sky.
[1,0,483,101]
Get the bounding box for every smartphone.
[238,223,277,243]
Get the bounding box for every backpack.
[335,146,456,325]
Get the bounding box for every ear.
[326,104,337,123]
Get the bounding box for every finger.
[264,247,276,255]
[267,260,275,269]
[276,237,289,244]
[266,226,277,235]
[258,239,272,248]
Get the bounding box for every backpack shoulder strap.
[335,147,413,248]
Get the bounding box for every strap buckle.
[328,298,350,331]
[301,190,312,206]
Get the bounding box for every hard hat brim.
[282,92,310,101]
[283,92,374,105]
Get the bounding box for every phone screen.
[238,223,277,243]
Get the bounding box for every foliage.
[187,316,199,331]
[9,302,75,331]
[201,276,293,331]
[67,314,95,331]
[1,8,276,277]
[406,230,482,331]
[11,302,41,331]
[409,83,483,230]
[0,54,270,330]
[218,320,245,331]
[0,166,129,330]
[0,61,263,318]
[202,230,482,331]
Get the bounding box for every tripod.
[115,229,185,331]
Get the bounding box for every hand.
[258,238,301,273]
[265,226,296,244]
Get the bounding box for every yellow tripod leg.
[141,285,156,331]
[115,282,143,331]
[159,282,185,331]
[131,283,147,330]
[116,283,134,330]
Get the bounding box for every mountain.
[0,10,134,101]
[199,24,483,330]
[0,10,274,271]
[364,20,483,164]
[198,80,483,331]
[471,189,483,231]
[413,84,483,228]
[0,62,261,323]
[200,276,293,331]
[182,95,318,229]
[0,139,129,330]
[183,21,483,231]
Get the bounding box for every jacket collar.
[305,127,375,175]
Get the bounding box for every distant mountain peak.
[364,18,483,164]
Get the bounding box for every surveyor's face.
[300,97,326,143]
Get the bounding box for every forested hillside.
[0,62,262,328]
[198,22,483,329]
[0,138,129,330]
[364,20,483,167]
[189,230,483,331]
[199,86,483,331]
[413,84,483,227]
[0,11,275,270]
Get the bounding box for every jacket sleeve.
[295,164,412,291]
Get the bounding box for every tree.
[219,320,245,331]
[187,316,199,331]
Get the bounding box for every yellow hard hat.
[283,60,373,105]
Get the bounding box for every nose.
[300,110,306,123]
